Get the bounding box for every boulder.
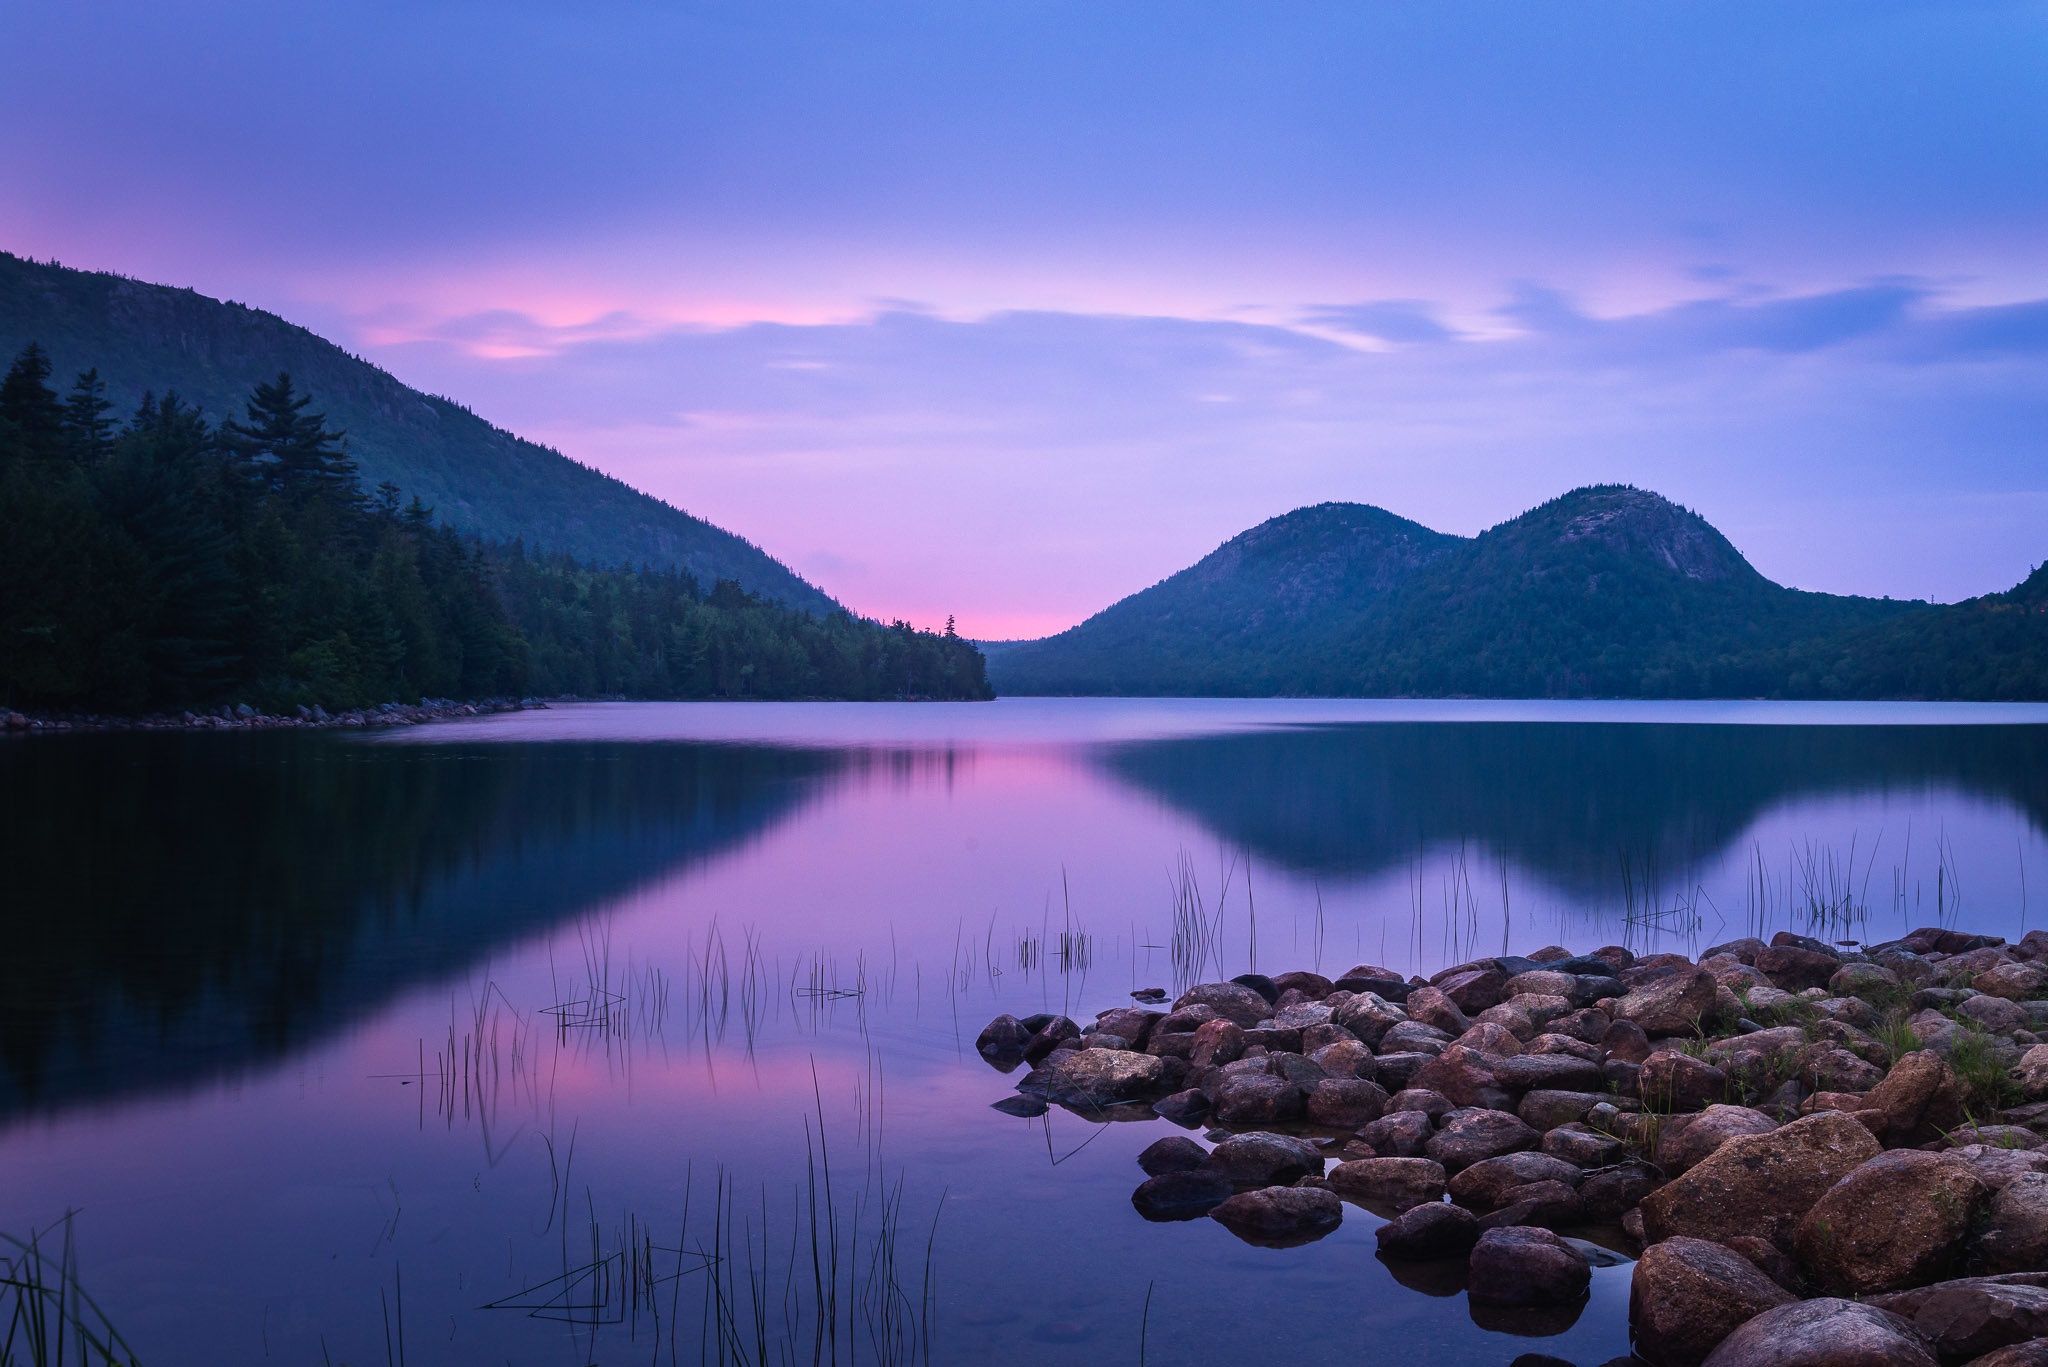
[1580,1160,1661,1222]
[1093,1007,1164,1049]
[1477,1179,1584,1231]
[1152,1088,1210,1126]
[2019,1045,2048,1101]
[1864,1050,1969,1144]
[1327,1156,1447,1210]
[1331,993,1409,1047]
[1356,1109,1436,1157]
[1372,1052,1435,1092]
[1412,1045,1510,1109]
[1641,1051,1729,1112]
[1188,1018,1247,1067]
[1208,1185,1343,1240]
[1616,968,1720,1036]
[1022,1015,1082,1061]
[1131,1169,1235,1219]
[1172,982,1274,1028]
[1956,1337,2048,1366]
[1757,946,1844,993]
[1374,1201,1479,1258]
[1876,1281,2048,1362]
[1270,971,1334,1000]
[1631,1236,1797,1367]
[1475,1001,1540,1040]
[1656,1105,1779,1175]
[1388,1087,1453,1118]
[1543,1123,1627,1168]
[1450,1021,1527,1059]
[1551,1007,1615,1045]
[1950,1145,2048,1193]
[1518,1089,1612,1131]
[1381,1020,1455,1055]
[1526,1032,1603,1061]
[1722,1234,1801,1293]
[1426,1107,1540,1170]
[1406,985,1473,1035]
[1437,966,1508,1014]
[1308,1038,1374,1080]
[1832,963,1906,1000]
[1964,995,2035,1037]
[1976,963,2048,1002]
[1306,1078,1390,1129]
[1977,1173,2048,1274]
[1699,1299,1936,1367]
[1605,1018,1655,1063]
[1504,969,1580,1001]
[1449,1151,1583,1210]
[1493,1053,1605,1092]
[1467,1226,1590,1305]
[1796,1150,1989,1294]
[1212,1071,1304,1125]
[1020,1048,1167,1108]
[976,1014,1032,1056]
[1706,937,1771,964]
[1202,1131,1323,1187]
[1800,1045,1888,1094]
[1641,1111,1883,1249]
[1138,1135,1207,1175]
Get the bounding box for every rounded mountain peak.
[1502,485,1758,584]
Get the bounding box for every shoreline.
[1,696,554,735]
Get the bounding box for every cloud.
[1301,300,1454,344]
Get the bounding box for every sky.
[5,1,2047,637]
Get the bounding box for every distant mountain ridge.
[0,251,835,611]
[991,486,2047,699]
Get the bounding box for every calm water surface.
[5,698,2048,1366]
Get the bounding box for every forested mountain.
[0,345,991,711]
[0,251,834,611]
[991,486,2046,700]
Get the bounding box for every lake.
[5,698,2048,1366]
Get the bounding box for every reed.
[0,1215,138,1367]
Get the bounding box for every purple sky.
[6,1,2047,636]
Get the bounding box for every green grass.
[1948,1027,2022,1110]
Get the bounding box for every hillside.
[0,252,834,612]
[989,486,2045,700]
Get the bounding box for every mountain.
[991,486,2046,699]
[0,251,834,612]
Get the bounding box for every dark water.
[4,699,2046,1366]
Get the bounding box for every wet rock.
[1371,1052,1435,1093]
[990,1095,1047,1117]
[1231,972,1281,1004]
[1950,1145,2048,1193]
[1093,1007,1164,1050]
[1631,1236,1797,1367]
[1641,1051,1729,1112]
[1451,1021,1527,1059]
[977,1014,1032,1056]
[1208,1184,1342,1241]
[1616,967,1720,1037]
[1722,1234,1801,1293]
[1438,966,1509,1014]
[1757,945,1843,994]
[1152,1088,1210,1126]
[1476,1002,1540,1040]
[1306,1078,1390,1129]
[1796,1150,1988,1294]
[1388,1087,1453,1117]
[1426,1108,1540,1171]
[1022,1015,1082,1062]
[1519,1089,1612,1131]
[1187,1018,1247,1068]
[1881,1281,2048,1361]
[1551,1007,1615,1045]
[1020,1048,1168,1108]
[1212,1071,1304,1125]
[1977,1173,2048,1273]
[1355,1109,1436,1157]
[1202,1131,1323,1187]
[1406,985,1473,1036]
[1375,1200,1479,1258]
[1173,982,1274,1029]
[1381,1020,1455,1055]
[1641,1111,1883,1249]
[1467,1226,1590,1305]
[1412,1045,1510,1109]
[1699,1299,1935,1367]
[1328,1156,1447,1210]
[1605,1018,1655,1063]
[1308,1038,1374,1080]
[1706,937,1771,964]
[1138,1135,1208,1176]
[1656,1105,1778,1175]
[1131,1169,1235,1220]
[1493,1052,1605,1092]
[1449,1151,1583,1209]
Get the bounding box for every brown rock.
[1504,969,1581,1001]
[1544,1123,1627,1167]
[1656,1105,1779,1175]
[1093,1007,1164,1050]
[1308,1038,1374,1080]
[1519,1089,1611,1130]
[1448,1151,1582,1209]
[1208,1184,1342,1239]
[1527,1032,1603,1060]
[1201,1131,1322,1186]
[1131,1169,1235,1219]
[1950,1145,2048,1193]
[1641,1111,1883,1249]
[1605,1017,1655,1063]
[1580,1160,1662,1222]
[1425,1107,1539,1170]
[1863,1050,1969,1145]
[1450,1021,1527,1059]
[1406,985,1473,1036]
[1172,981,1274,1028]
[1138,1135,1207,1175]
[1699,1299,1935,1367]
[1801,1044,1888,1094]
[2017,1045,2048,1101]
[1412,1044,1510,1109]
[1615,967,1720,1036]
[1438,966,1508,1014]
[1832,963,1906,1000]
[1020,1048,1167,1107]
[1493,1052,1605,1092]
[1977,963,2048,1002]
[1477,1179,1583,1231]
[1467,1226,1590,1305]
[1188,1018,1246,1067]
[1270,971,1334,1000]
[1796,1150,1989,1294]
[1327,1156,1447,1210]
[1356,1109,1436,1157]
[1977,1173,2048,1274]
[1722,1234,1800,1292]
[1374,1200,1478,1258]
[1212,1071,1304,1125]
[1964,1338,2048,1367]
[1330,993,1409,1047]
[1306,1078,1389,1129]
[1642,1051,1730,1112]
[1892,1282,2048,1361]
[1631,1236,1796,1367]
[1756,945,1843,993]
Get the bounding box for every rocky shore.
[980,928,2048,1366]
[2,697,550,735]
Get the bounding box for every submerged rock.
[1131,1169,1235,1220]
[1467,1226,1590,1306]
[1208,1185,1342,1241]
[1326,1156,1446,1211]
[1375,1201,1479,1259]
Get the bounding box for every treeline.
[0,344,991,712]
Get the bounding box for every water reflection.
[0,733,843,1118]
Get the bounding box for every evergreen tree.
[221,372,359,506]
[62,368,116,463]
[0,343,64,461]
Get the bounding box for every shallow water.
[4,698,2046,1365]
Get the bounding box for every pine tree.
[221,372,359,505]
[62,368,116,463]
[0,343,65,461]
